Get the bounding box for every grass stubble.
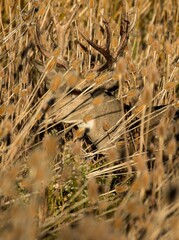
[0,0,179,239]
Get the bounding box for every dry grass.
[0,0,179,239]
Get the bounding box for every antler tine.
[78,28,111,61]
[114,0,131,59]
[78,28,113,72]
[102,18,111,51]
[128,8,137,33]
[115,16,129,59]
[54,4,79,57]
[34,22,51,59]
[34,22,69,69]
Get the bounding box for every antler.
[34,4,79,70]
[78,14,131,72]
[34,23,69,70]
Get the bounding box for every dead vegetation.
[0,0,179,239]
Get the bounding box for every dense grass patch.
[0,0,178,239]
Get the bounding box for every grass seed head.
[102,120,110,132]
[85,71,98,82]
[115,184,128,194]
[164,40,174,55]
[45,57,57,72]
[164,81,178,91]
[148,65,160,84]
[72,140,82,156]
[42,134,58,157]
[28,149,52,190]
[65,69,78,88]
[50,72,62,92]
[141,84,153,105]
[157,118,167,139]
[167,138,177,157]
[116,57,127,75]
[74,128,86,139]
[95,72,110,85]
[83,114,93,123]
[92,95,104,106]
[88,177,99,204]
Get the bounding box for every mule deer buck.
[31,5,178,154]
[31,5,132,149]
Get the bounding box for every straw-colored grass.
[0,0,178,239]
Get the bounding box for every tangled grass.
[0,0,179,239]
